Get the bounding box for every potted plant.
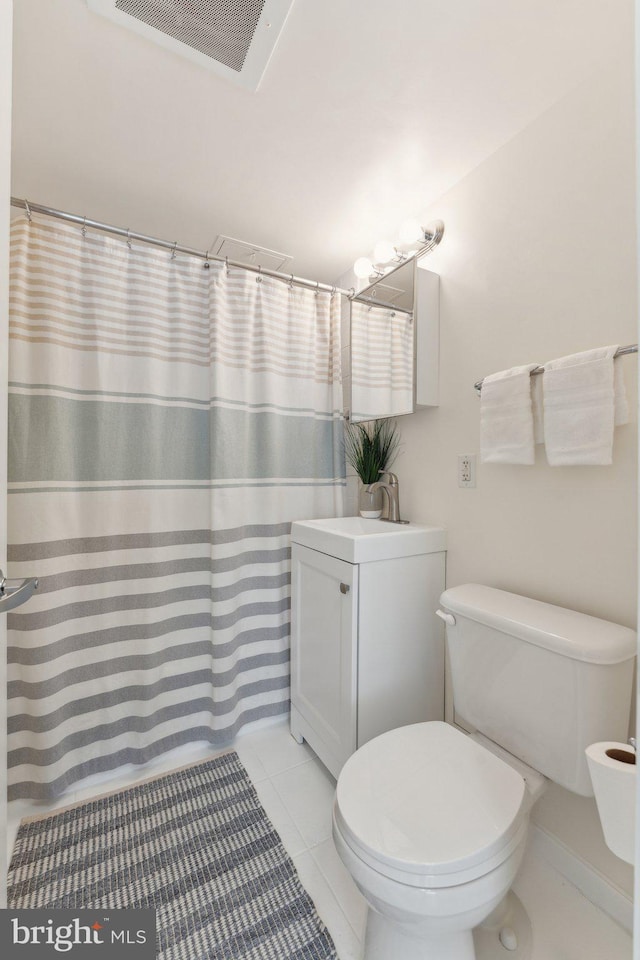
[344,418,400,518]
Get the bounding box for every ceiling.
[10,0,627,283]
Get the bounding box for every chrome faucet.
[366,471,409,524]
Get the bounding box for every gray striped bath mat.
[7,751,338,960]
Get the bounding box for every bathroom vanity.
[290,517,446,778]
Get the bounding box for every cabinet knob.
[339,582,350,594]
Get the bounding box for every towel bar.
[474,343,638,394]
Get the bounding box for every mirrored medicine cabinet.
[348,253,440,423]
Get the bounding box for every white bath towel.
[531,372,544,444]
[480,363,539,465]
[543,346,628,466]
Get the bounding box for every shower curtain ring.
[170,241,177,261]
[256,265,263,283]
[330,285,336,299]
[126,228,132,251]
[203,249,210,269]
[24,199,32,223]
[82,217,87,238]
[289,274,294,291]
[225,256,230,275]
[315,281,320,297]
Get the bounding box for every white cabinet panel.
[290,534,446,778]
[290,544,358,777]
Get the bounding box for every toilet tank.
[439,584,636,796]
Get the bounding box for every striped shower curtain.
[7,215,344,801]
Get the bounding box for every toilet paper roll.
[585,741,636,865]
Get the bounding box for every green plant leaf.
[343,418,400,484]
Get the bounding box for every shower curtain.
[7,214,344,801]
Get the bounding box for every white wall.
[0,0,13,910]
[396,46,637,896]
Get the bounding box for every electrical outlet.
[458,454,476,488]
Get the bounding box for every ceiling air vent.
[87,0,295,90]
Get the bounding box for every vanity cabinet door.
[290,543,358,777]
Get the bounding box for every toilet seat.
[334,721,527,889]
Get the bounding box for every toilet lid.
[335,721,526,884]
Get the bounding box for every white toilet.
[332,584,636,960]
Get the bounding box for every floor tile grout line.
[291,847,363,955]
[261,755,317,778]
[309,844,365,943]
[266,770,335,851]
[253,777,309,859]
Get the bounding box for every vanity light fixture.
[353,219,445,280]
[373,240,399,264]
[354,257,384,280]
[399,219,425,245]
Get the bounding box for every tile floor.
[8,717,633,960]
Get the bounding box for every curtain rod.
[11,196,352,297]
[474,344,638,393]
[10,197,441,300]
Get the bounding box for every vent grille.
[363,279,414,312]
[368,282,406,304]
[88,0,295,88]
[213,234,292,271]
[115,0,266,72]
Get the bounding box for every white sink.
[291,516,446,563]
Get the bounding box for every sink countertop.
[291,516,447,563]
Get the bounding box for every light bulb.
[373,240,396,264]
[353,256,374,279]
[399,219,424,245]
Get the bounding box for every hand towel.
[543,346,625,466]
[480,363,539,464]
[531,373,544,444]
